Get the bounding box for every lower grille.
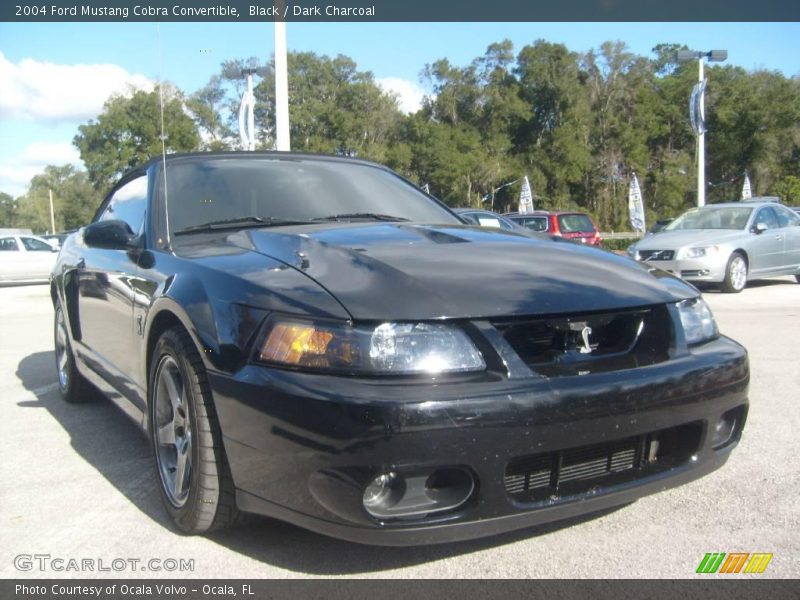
[504,422,702,502]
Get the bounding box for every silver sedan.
[628,201,800,293]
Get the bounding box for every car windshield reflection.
[665,207,753,231]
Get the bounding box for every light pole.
[274,20,290,152]
[677,49,727,207]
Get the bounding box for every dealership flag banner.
[628,173,646,232]
[741,172,752,200]
[690,79,708,135]
[519,176,534,214]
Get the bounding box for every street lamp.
[677,49,727,207]
[482,179,519,211]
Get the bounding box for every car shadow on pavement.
[17,350,626,575]
[16,351,171,530]
[697,278,798,294]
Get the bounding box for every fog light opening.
[711,407,744,450]
[362,472,405,516]
[362,468,475,520]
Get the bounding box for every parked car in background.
[41,230,75,249]
[648,219,674,235]
[51,152,748,544]
[627,201,800,293]
[792,207,800,216]
[0,234,59,284]
[505,210,603,246]
[454,208,525,232]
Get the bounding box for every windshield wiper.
[312,213,410,222]
[174,216,313,235]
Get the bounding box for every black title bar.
[3,0,800,22]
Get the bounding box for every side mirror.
[752,222,768,235]
[84,220,137,249]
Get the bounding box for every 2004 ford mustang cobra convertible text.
[51,153,748,545]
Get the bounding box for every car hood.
[225,223,695,320]
[636,229,746,250]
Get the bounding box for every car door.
[75,174,148,398]
[747,206,784,274]
[19,236,58,279]
[0,236,23,281]
[774,205,800,270]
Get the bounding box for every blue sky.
[1,21,799,196]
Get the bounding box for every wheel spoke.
[173,438,190,494]
[58,350,68,372]
[157,421,176,446]
[163,369,182,411]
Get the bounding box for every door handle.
[775,235,783,241]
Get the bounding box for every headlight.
[677,246,718,260]
[626,244,637,258]
[677,298,718,345]
[258,319,485,375]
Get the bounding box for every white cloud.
[0,51,153,122]
[376,77,427,114]
[0,142,83,197]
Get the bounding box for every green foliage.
[6,165,100,233]
[49,43,800,233]
[74,85,200,192]
[770,176,800,204]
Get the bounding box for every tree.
[186,75,236,151]
[0,192,18,228]
[13,165,100,233]
[771,175,800,203]
[514,40,592,210]
[262,52,403,160]
[74,85,200,192]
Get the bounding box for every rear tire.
[54,302,93,403]
[149,327,239,534]
[721,252,748,294]
[795,274,800,284]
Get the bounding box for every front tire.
[54,302,93,403]
[149,327,239,534]
[721,252,748,293]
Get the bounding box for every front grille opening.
[504,422,702,502]
[638,250,675,261]
[492,305,673,377]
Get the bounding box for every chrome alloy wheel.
[729,255,747,291]
[153,356,192,508]
[55,307,69,390]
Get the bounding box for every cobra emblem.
[579,326,593,354]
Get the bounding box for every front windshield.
[665,206,753,231]
[164,156,460,233]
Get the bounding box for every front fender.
[143,274,269,379]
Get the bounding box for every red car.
[505,210,603,246]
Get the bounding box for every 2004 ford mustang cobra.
[51,153,748,545]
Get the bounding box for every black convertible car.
[51,152,749,545]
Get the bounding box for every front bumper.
[639,255,728,283]
[211,335,748,546]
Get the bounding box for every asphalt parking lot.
[1,279,798,579]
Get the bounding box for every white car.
[0,234,59,284]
